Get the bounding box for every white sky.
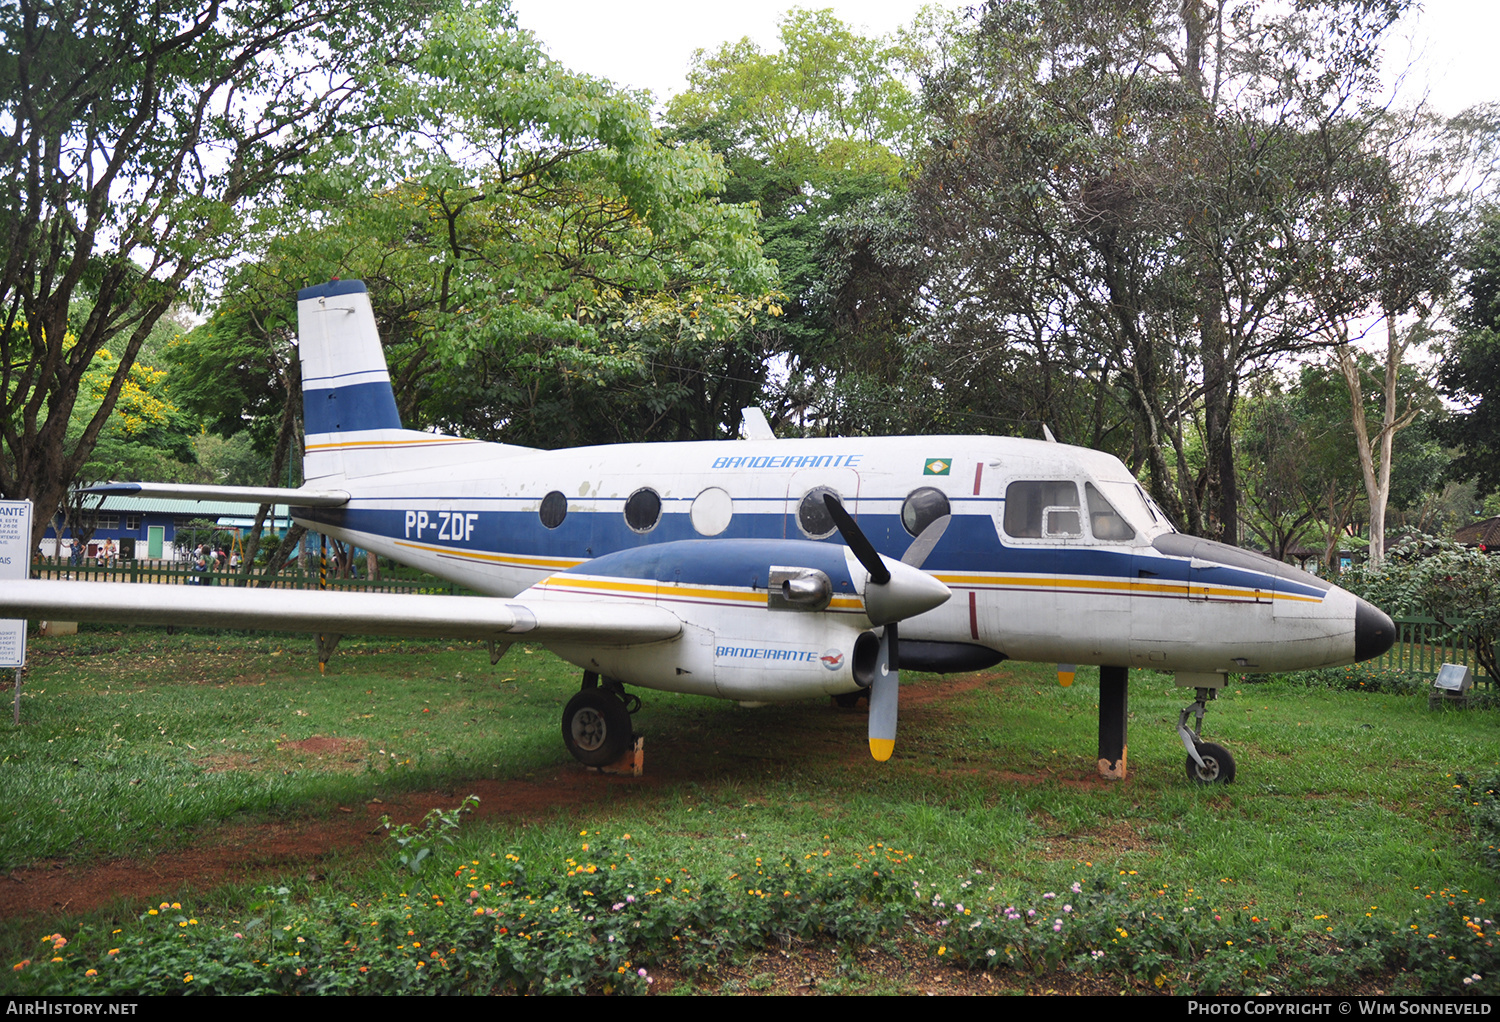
[508,0,1500,117]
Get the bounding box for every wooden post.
[1098,665,1128,779]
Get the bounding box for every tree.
[1316,106,1475,566]
[178,2,777,458]
[1437,205,1500,495]
[0,0,443,549]
[663,7,958,436]
[910,0,1415,540]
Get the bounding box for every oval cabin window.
[796,486,841,540]
[624,488,662,533]
[901,486,950,537]
[539,491,567,530]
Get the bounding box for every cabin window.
[1085,483,1136,541]
[539,491,567,529]
[901,487,950,537]
[690,486,733,536]
[624,488,662,533]
[796,486,841,540]
[1003,480,1081,539]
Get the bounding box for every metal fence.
[1381,616,1491,686]
[28,556,477,596]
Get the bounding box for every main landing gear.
[1178,687,1235,785]
[561,671,640,766]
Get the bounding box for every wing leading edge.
[0,580,681,645]
[81,483,351,507]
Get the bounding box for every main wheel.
[562,688,633,766]
[1185,741,1236,785]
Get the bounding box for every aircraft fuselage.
[292,431,1376,684]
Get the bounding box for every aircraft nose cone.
[1354,598,1395,663]
[864,560,952,626]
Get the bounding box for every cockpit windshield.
[1093,479,1174,540]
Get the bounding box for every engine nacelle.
[528,538,893,702]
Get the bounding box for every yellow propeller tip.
[869,738,894,761]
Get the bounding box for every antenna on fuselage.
[740,407,776,441]
[1042,424,1058,443]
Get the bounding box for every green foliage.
[196,1,780,448]
[662,7,954,437]
[1342,536,1500,678]
[382,797,479,875]
[1438,205,1500,493]
[8,828,915,995]
[8,641,1500,993]
[0,0,446,541]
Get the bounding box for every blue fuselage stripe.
[293,504,1324,598]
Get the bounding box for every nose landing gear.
[1178,686,1235,785]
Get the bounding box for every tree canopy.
[0,0,445,547]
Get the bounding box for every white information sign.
[0,500,31,668]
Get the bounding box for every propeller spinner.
[823,495,951,761]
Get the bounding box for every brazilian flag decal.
[923,458,952,476]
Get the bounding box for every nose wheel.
[562,672,637,766]
[1185,741,1235,784]
[1178,687,1234,785]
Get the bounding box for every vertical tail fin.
[297,279,536,483]
[297,280,403,483]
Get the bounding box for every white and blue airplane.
[2,279,1396,782]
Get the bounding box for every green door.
[147,526,164,559]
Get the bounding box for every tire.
[832,691,866,709]
[562,688,633,766]
[1185,741,1235,785]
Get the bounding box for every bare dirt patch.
[278,735,364,757]
[1032,815,1156,862]
[0,766,665,919]
[0,669,1028,924]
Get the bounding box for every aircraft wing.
[81,483,350,507]
[0,580,681,645]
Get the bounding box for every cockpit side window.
[1004,480,1081,539]
[1085,483,1136,541]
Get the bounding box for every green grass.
[2,629,1499,994]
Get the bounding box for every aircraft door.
[785,470,860,541]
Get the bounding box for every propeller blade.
[824,493,890,584]
[868,622,899,761]
[900,514,951,570]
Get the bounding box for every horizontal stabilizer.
[81,483,351,507]
[0,580,682,644]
